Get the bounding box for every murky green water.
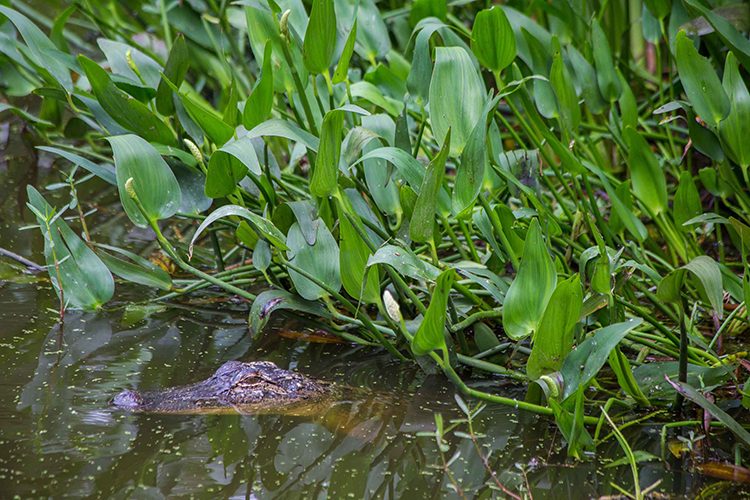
[0,115,744,499]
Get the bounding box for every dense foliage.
[4,0,750,491]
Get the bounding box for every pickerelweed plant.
[4,0,750,463]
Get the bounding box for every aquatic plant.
[4,0,750,485]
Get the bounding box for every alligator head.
[110,361,333,413]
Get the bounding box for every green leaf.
[245,3,308,94]
[665,378,750,449]
[643,0,671,20]
[312,111,345,197]
[719,51,750,169]
[78,56,175,145]
[657,256,724,320]
[409,0,446,26]
[337,196,379,304]
[26,186,114,309]
[675,30,729,127]
[406,22,444,105]
[527,274,583,379]
[156,34,190,116]
[107,135,181,228]
[550,50,580,133]
[410,129,451,243]
[206,136,262,198]
[303,0,337,74]
[246,119,320,151]
[616,69,637,135]
[412,268,454,355]
[470,6,515,73]
[190,205,289,253]
[97,248,172,291]
[429,47,484,157]
[160,74,235,147]
[452,93,500,216]
[567,45,607,114]
[502,218,557,340]
[367,244,440,281]
[0,6,73,92]
[608,346,651,406]
[625,126,668,216]
[333,19,357,84]
[36,146,116,186]
[674,171,702,232]
[560,319,643,401]
[591,19,621,102]
[286,221,341,300]
[682,0,750,70]
[334,0,390,62]
[250,289,329,336]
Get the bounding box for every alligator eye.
[239,376,262,386]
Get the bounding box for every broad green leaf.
[334,0,390,62]
[312,111,345,197]
[521,29,557,120]
[550,50,580,133]
[471,6,515,73]
[406,22,444,105]
[625,126,668,216]
[500,6,551,70]
[675,30,729,127]
[26,186,114,309]
[303,0,337,74]
[79,56,175,145]
[156,34,190,115]
[566,45,607,114]
[591,19,621,102]
[642,4,663,43]
[349,81,402,116]
[674,171,702,231]
[429,47,484,157]
[452,93,500,216]
[682,0,750,70]
[311,105,370,197]
[206,136,262,198]
[286,221,341,300]
[246,119,320,151]
[367,244,440,281]
[643,0,671,20]
[527,274,583,379]
[719,51,750,170]
[50,5,76,52]
[170,161,212,215]
[411,129,450,243]
[190,205,289,253]
[409,0,446,26]
[36,146,116,186]
[665,378,750,448]
[333,19,357,84]
[0,6,73,92]
[412,268,454,355]
[699,167,731,197]
[97,39,161,90]
[634,361,734,398]
[107,135,181,227]
[250,289,329,336]
[160,75,235,147]
[337,195,379,304]
[502,218,557,340]
[616,69,637,135]
[657,256,723,320]
[560,319,643,401]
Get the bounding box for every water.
[0,112,745,499]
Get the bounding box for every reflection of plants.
[421,397,525,499]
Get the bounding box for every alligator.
[110,361,340,415]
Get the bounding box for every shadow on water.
[0,113,739,500]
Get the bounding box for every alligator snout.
[110,389,144,410]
